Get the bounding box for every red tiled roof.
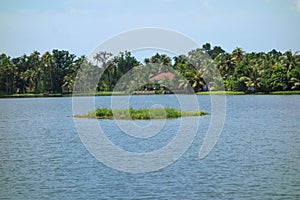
[149,72,175,81]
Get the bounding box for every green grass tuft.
[75,107,207,120]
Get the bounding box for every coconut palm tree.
[239,67,261,92]
[177,76,191,92]
[187,48,207,70]
[41,51,55,93]
[0,54,17,94]
[215,53,235,78]
[282,50,300,74]
[28,51,43,93]
[184,69,204,92]
[93,52,113,66]
[232,47,244,63]
[93,52,114,91]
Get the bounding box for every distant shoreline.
[1,90,300,98]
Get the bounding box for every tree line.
[0,43,299,95]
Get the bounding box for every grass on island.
[74,107,207,120]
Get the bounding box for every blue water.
[0,95,300,199]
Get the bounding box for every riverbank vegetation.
[1,43,299,96]
[74,107,207,120]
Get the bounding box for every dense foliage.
[0,43,299,95]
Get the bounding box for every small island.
[74,107,207,120]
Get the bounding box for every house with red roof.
[149,72,175,81]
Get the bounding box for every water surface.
[0,95,299,199]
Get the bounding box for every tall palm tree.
[0,54,17,94]
[178,76,191,92]
[239,67,261,92]
[282,50,300,73]
[93,52,114,91]
[187,48,207,70]
[215,53,235,78]
[184,69,204,92]
[41,51,54,93]
[215,53,235,90]
[232,47,244,63]
[29,51,43,93]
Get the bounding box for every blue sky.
[1,0,300,58]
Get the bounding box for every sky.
[1,0,300,59]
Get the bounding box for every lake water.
[1,95,300,199]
